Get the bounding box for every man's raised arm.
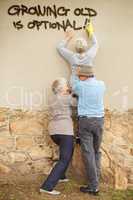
[56,30,74,64]
[86,21,99,59]
[86,33,99,59]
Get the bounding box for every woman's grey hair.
[75,37,88,53]
[52,78,68,94]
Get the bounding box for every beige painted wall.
[0,0,132,110]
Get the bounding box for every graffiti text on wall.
[7,4,97,31]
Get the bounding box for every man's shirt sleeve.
[86,34,99,59]
[56,40,74,64]
[100,81,106,93]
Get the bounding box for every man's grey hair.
[52,78,68,94]
[75,37,88,53]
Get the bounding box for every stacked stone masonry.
[0,107,133,189]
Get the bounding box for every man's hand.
[65,29,75,42]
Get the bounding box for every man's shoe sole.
[80,187,99,195]
[88,190,99,196]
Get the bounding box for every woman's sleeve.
[70,96,78,107]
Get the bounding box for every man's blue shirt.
[72,76,106,117]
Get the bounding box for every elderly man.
[56,26,98,75]
[72,66,106,195]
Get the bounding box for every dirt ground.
[0,173,133,200]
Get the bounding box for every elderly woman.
[40,78,75,195]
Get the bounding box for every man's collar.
[86,77,96,81]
